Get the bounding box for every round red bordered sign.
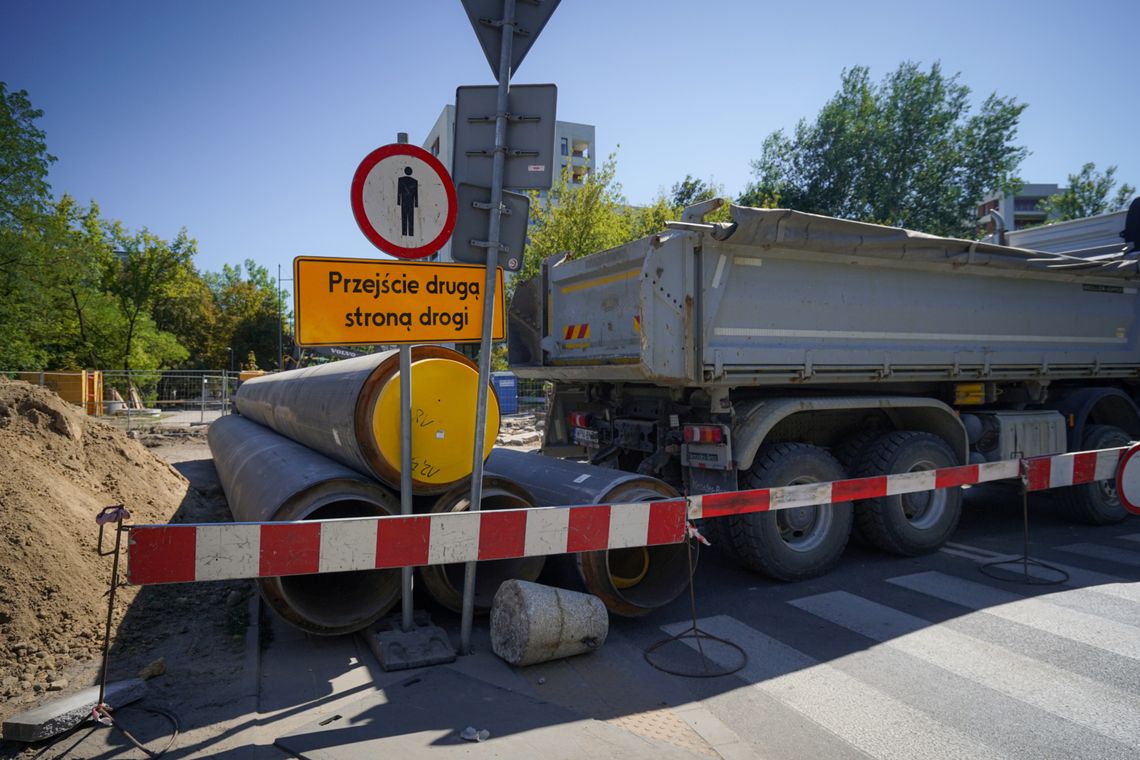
[350,143,457,259]
[1115,442,1140,515]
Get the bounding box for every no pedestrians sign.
[350,144,457,259]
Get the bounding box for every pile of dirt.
[0,378,204,714]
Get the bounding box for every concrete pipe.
[234,347,500,494]
[484,448,695,617]
[416,476,546,614]
[208,414,401,636]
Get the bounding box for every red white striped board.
[128,501,687,586]
[125,446,1132,586]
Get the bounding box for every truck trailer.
[508,199,1140,581]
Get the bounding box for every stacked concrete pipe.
[415,476,546,614]
[233,347,500,494]
[484,448,696,617]
[208,414,401,635]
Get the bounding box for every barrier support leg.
[979,468,1069,585]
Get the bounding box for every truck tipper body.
[508,201,1140,580]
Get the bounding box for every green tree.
[207,259,289,371]
[743,62,1028,237]
[670,175,717,208]
[34,196,116,368]
[0,83,54,230]
[525,155,629,262]
[0,83,57,369]
[104,226,196,370]
[151,261,222,369]
[1039,163,1135,222]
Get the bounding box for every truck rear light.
[683,424,724,444]
[568,411,591,429]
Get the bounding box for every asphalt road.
[29,468,1137,759]
[235,483,1140,759]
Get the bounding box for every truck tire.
[699,517,745,562]
[832,429,885,546]
[1060,424,1132,525]
[832,429,883,471]
[728,443,853,581]
[852,431,961,556]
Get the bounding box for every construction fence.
[11,370,550,429]
[13,370,240,431]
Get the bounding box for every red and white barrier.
[125,445,1138,586]
[127,500,689,585]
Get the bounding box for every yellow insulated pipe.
[234,347,500,494]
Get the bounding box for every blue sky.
[3,0,1137,285]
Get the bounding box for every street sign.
[453,84,557,190]
[351,144,457,259]
[293,257,505,346]
[1116,442,1140,515]
[451,183,530,271]
[461,0,561,79]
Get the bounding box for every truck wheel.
[728,443,853,581]
[832,429,882,471]
[853,431,961,556]
[833,429,885,546]
[699,517,744,562]
[1060,424,1132,525]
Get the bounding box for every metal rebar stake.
[460,0,516,656]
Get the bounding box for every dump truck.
[508,199,1140,581]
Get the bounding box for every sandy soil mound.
[0,378,200,710]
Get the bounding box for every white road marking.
[791,591,1140,749]
[662,615,1003,760]
[889,571,1140,661]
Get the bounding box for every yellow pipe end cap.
[375,357,501,487]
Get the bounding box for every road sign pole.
[460,0,515,656]
[399,342,414,632]
[395,132,416,635]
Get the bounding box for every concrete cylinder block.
[490,580,608,667]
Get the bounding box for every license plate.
[573,427,599,447]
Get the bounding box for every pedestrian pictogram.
[351,144,457,259]
[397,167,419,236]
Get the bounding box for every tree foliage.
[0,83,57,367]
[0,84,291,373]
[104,226,196,370]
[205,260,289,372]
[523,154,631,267]
[670,175,718,208]
[0,83,54,229]
[743,62,1028,237]
[516,154,694,298]
[1038,163,1135,222]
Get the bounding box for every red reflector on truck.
[683,425,723,444]
[568,411,590,428]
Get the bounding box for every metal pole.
[460,0,516,656]
[277,264,284,371]
[398,345,414,631]
[396,132,415,634]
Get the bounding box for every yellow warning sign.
[293,256,505,346]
